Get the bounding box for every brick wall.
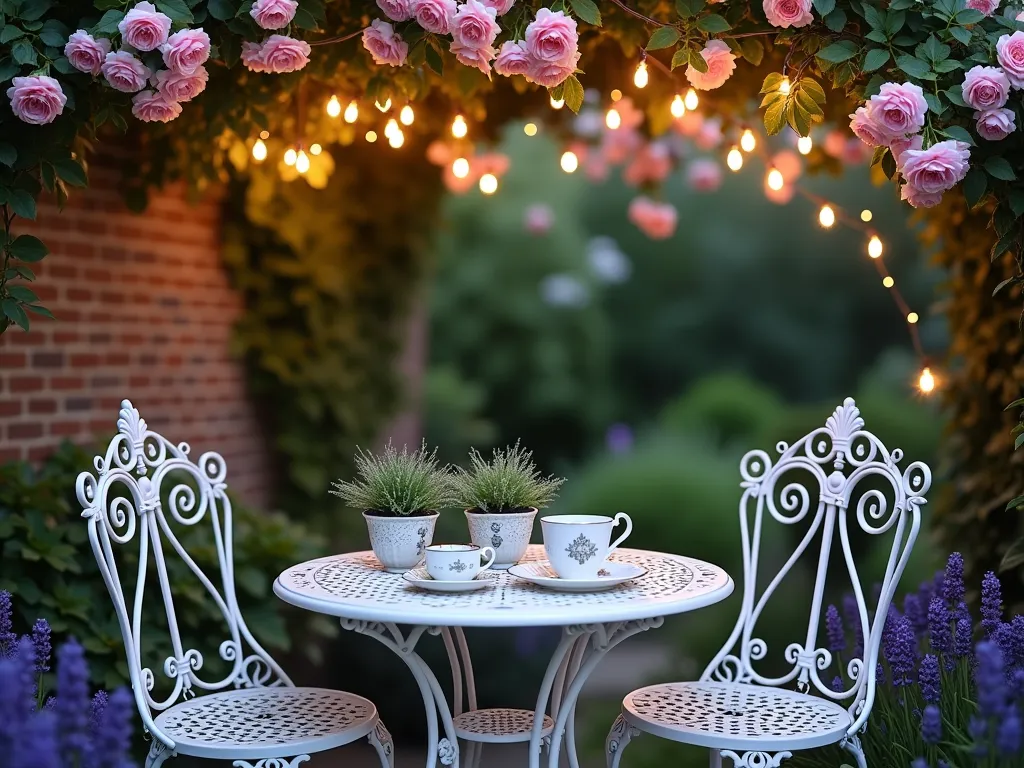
[0,166,274,508]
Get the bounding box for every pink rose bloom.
[962,65,1010,110]
[524,203,554,235]
[695,116,724,149]
[686,159,723,192]
[6,75,66,125]
[451,41,495,74]
[524,8,578,66]
[411,0,457,34]
[426,140,452,166]
[584,153,610,181]
[601,126,642,164]
[673,110,703,137]
[623,142,672,186]
[452,0,500,49]
[241,41,268,72]
[64,30,110,76]
[102,51,152,92]
[527,53,578,87]
[848,105,889,147]
[997,32,1024,88]
[628,197,677,240]
[841,138,871,165]
[250,0,298,29]
[976,107,1016,140]
[494,41,530,76]
[900,183,943,208]
[890,134,923,169]
[763,0,813,28]
[967,0,999,15]
[260,35,311,72]
[685,40,736,91]
[869,82,927,138]
[362,20,407,67]
[376,0,412,21]
[824,129,847,157]
[482,0,515,13]
[118,1,171,52]
[900,140,970,194]
[131,89,182,122]
[160,28,211,75]
[152,66,208,102]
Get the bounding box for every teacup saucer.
[507,561,646,592]
[402,567,494,593]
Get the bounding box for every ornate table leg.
[341,620,460,768]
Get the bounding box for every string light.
[384,118,398,138]
[550,95,565,109]
[633,60,649,89]
[388,127,405,148]
[684,88,699,111]
[918,366,935,394]
[560,150,579,173]
[766,168,784,191]
[326,95,341,118]
[524,122,538,136]
[740,129,756,153]
[375,97,391,112]
[259,130,270,140]
[670,94,685,119]
[295,149,310,174]
[861,209,873,222]
[251,138,267,162]
[310,143,322,155]
[818,205,836,228]
[399,105,414,125]
[605,108,621,130]
[479,173,498,194]
[365,130,377,143]
[283,147,297,166]
[779,77,791,95]
[452,157,470,178]
[797,135,813,155]
[883,276,895,288]
[868,235,883,259]
[726,147,743,171]
[344,100,359,123]
[907,311,919,324]
[451,114,468,138]
[610,89,623,101]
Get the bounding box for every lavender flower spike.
[976,639,1008,719]
[918,654,940,703]
[825,604,846,653]
[998,706,1022,755]
[92,687,134,768]
[982,570,1003,636]
[886,615,916,687]
[921,704,942,745]
[943,552,965,607]
[55,639,90,765]
[31,619,51,674]
[903,593,928,637]
[954,616,973,658]
[0,590,16,655]
[843,594,864,657]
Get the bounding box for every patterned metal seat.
[605,399,932,768]
[77,400,394,768]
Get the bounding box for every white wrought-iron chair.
[604,398,931,768]
[78,399,394,768]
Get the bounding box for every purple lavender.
[11,707,59,768]
[943,553,965,607]
[982,570,1004,636]
[55,639,90,764]
[998,706,1023,755]
[31,619,51,674]
[0,651,29,756]
[955,616,973,658]
[91,687,134,768]
[1012,669,1024,701]
[910,760,928,768]
[1009,616,1024,668]
[825,604,845,653]
[918,654,941,703]
[976,639,1008,718]
[903,592,928,638]
[970,716,989,756]
[15,636,37,710]
[842,594,864,657]
[885,615,916,687]
[875,662,886,685]
[928,596,952,656]
[89,690,108,731]
[921,704,942,745]
[831,675,843,693]
[0,590,16,655]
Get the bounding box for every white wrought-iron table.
[274,545,733,768]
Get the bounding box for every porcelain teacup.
[425,544,496,581]
[540,513,633,580]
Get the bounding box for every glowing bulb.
[375,97,391,112]
[524,122,538,136]
[907,312,919,324]
[606,108,621,130]
[818,205,836,228]
[868,235,883,259]
[326,95,341,118]
[779,77,791,95]
[670,94,686,119]
[295,150,310,174]
[259,130,270,140]
[283,147,297,166]
[479,173,498,195]
[767,168,784,191]
[310,143,322,155]
[740,129,756,153]
[365,130,377,143]
[388,128,405,148]
[610,89,623,102]
[633,60,649,88]
[797,135,813,155]
[451,114,468,138]
[861,209,873,222]
[883,276,895,288]
[344,100,359,123]
[560,150,579,173]
[384,118,399,138]
[452,157,470,178]
[400,105,414,125]
[727,147,743,172]
[251,138,267,162]
[684,88,699,111]
[550,95,565,109]
[918,367,935,394]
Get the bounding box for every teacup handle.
[479,546,496,572]
[608,512,632,557]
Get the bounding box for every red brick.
[0,353,27,368]
[0,401,21,417]
[8,423,43,439]
[32,352,64,368]
[0,448,21,463]
[50,421,81,437]
[51,376,84,390]
[10,376,43,393]
[28,446,54,462]
[67,288,93,302]
[70,354,100,368]
[29,399,57,414]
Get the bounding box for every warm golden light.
[797,135,813,155]
[310,143,322,155]
[740,129,756,153]
[251,138,267,162]
[344,100,359,123]
[605,108,622,130]
[400,105,414,125]
[259,130,270,140]
[918,367,935,394]
[550,95,565,109]
[560,150,579,173]
[861,209,873,222]
[384,118,398,138]
[295,149,310,174]
[670,94,686,119]
[907,311,919,324]
[633,60,649,88]
[479,173,498,195]
[452,157,470,178]
[283,147,297,166]
[726,147,743,171]
[610,89,623,102]
[524,122,538,136]
[767,168,784,191]
[883,276,895,288]
[684,88,699,110]
[388,128,405,148]
[375,97,391,112]
[779,77,791,95]
[326,95,341,118]
[365,130,377,143]
[451,114,468,138]
[818,205,836,228]
[868,235,883,259]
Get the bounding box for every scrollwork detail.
[719,750,793,768]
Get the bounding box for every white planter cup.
[465,507,537,570]
[363,511,439,573]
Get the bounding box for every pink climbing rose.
[868,82,927,137]
[482,0,515,13]
[849,105,889,147]
[152,67,208,102]
[975,107,1016,140]
[101,51,152,93]
[527,53,579,87]
[376,0,412,21]
[899,140,970,195]
[64,31,110,76]
[685,40,736,91]
[961,66,1010,110]
[131,90,182,122]
[493,41,531,76]
[160,28,211,75]
[118,1,172,52]
[628,197,678,240]
[763,0,813,28]
[411,0,457,34]
[250,0,299,30]
[451,0,500,51]
[241,42,268,72]
[900,183,944,209]
[362,20,408,67]
[7,76,66,124]
[997,32,1024,88]
[260,35,312,72]
[524,8,578,66]
[967,0,999,15]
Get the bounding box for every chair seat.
[454,708,554,744]
[154,687,378,759]
[622,681,853,751]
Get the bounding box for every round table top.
[273,546,733,627]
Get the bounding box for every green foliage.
[330,441,455,516]
[0,441,334,690]
[423,366,499,466]
[451,441,565,512]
